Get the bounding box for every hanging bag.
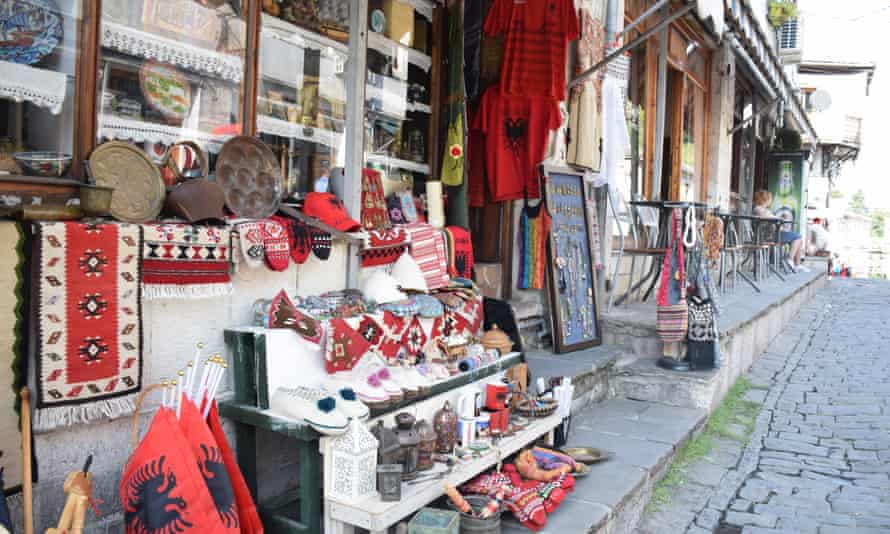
[656,208,688,342]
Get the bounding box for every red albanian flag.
[208,401,264,534]
[121,407,228,534]
[179,398,241,533]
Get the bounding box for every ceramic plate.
[89,141,165,223]
[216,136,282,218]
[0,0,62,64]
[139,61,192,122]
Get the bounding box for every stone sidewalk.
[636,279,890,534]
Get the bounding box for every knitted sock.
[291,220,312,264]
[237,221,264,268]
[261,220,290,271]
[311,229,332,260]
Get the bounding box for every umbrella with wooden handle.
[20,387,32,534]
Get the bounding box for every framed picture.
[543,166,601,353]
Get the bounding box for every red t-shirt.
[472,86,561,202]
[484,0,580,100]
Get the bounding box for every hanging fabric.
[687,295,717,370]
[440,0,467,187]
[656,208,688,343]
[566,5,605,170]
[517,198,551,290]
[596,74,631,188]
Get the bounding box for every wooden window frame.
[70,0,442,196]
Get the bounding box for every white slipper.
[270,387,349,436]
[390,366,422,398]
[326,374,389,409]
[327,387,370,421]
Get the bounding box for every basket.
[515,395,558,418]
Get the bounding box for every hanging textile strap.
[683,205,697,248]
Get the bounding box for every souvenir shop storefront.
[0,0,618,533]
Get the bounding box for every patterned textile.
[566,6,605,170]
[656,209,688,343]
[586,185,603,269]
[261,220,290,271]
[291,219,312,264]
[268,290,322,345]
[444,226,474,279]
[361,227,409,267]
[517,200,550,289]
[440,0,466,186]
[0,223,24,488]
[310,228,332,260]
[235,221,264,268]
[378,298,421,317]
[142,224,231,299]
[702,214,724,262]
[404,223,450,290]
[361,168,391,230]
[324,318,371,374]
[400,316,427,359]
[35,222,143,431]
[413,295,445,318]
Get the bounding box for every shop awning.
[724,0,819,146]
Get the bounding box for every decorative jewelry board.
[544,167,601,353]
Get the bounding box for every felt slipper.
[270,386,349,436]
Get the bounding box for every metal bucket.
[449,495,501,534]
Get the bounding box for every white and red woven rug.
[35,222,143,431]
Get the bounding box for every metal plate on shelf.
[139,60,192,123]
[216,136,282,219]
[0,0,62,65]
[89,141,165,223]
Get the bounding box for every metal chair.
[737,219,770,282]
[719,220,741,294]
[607,196,665,311]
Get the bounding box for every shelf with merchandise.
[365,153,430,175]
[367,31,432,73]
[96,114,234,154]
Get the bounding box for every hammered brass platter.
[89,141,165,223]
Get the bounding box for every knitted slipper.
[291,219,312,264]
[261,219,290,271]
[311,228,332,260]
[237,221,265,268]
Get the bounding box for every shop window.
[364,1,435,197]
[680,80,706,202]
[256,3,350,197]
[1,0,83,177]
[96,0,248,172]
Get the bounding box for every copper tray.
[89,141,165,223]
[216,136,282,218]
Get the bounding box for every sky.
[799,0,889,209]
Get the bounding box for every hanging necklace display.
[543,167,602,353]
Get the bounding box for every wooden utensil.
[45,456,93,534]
[20,388,33,534]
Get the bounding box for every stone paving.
[636,279,890,534]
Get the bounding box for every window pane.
[257,8,349,197]
[680,80,705,202]
[96,0,247,174]
[364,2,434,195]
[1,0,82,177]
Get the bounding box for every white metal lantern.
[326,419,379,503]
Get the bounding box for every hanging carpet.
[142,223,232,299]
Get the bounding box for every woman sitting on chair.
[752,190,807,272]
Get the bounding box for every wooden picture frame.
[543,166,602,353]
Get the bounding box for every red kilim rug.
[142,223,232,299]
[35,222,143,431]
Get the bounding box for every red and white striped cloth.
[403,223,450,290]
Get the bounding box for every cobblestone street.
[636,279,890,534]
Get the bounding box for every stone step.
[500,398,708,534]
[610,355,723,411]
[525,344,626,413]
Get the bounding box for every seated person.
[807,218,831,257]
[752,190,808,272]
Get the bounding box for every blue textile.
[779,231,801,244]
